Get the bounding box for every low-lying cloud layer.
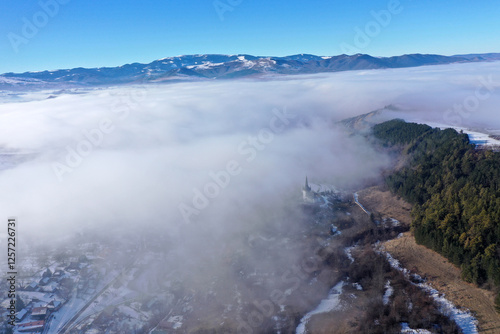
[0,60,499,252]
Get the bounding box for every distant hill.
[338,104,411,133]
[1,53,499,90]
[453,53,500,61]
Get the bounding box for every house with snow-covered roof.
[31,306,48,320]
[16,308,28,322]
[17,320,45,332]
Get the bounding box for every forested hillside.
[373,119,500,309]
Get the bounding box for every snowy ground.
[344,246,356,264]
[414,121,500,147]
[307,183,340,194]
[353,192,370,215]
[383,218,400,227]
[400,322,432,333]
[380,250,479,334]
[295,281,345,334]
[383,280,394,305]
[45,267,123,332]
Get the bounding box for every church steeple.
[302,176,316,203]
[304,176,311,192]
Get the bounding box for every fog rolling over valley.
[1,61,500,332]
[0,73,408,238]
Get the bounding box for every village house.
[17,320,45,332]
[31,307,48,320]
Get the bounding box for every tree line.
[373,119,500,310]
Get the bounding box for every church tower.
[302,176,314,202]
[304,177,311,192]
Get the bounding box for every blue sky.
[0,0,498,73]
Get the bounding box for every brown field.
[358,185,500,333]
[357,185,412,227]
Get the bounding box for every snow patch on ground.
[390,218,400,226]
[237,56,255,69]
[0,76,43,85]
[415,121,500,147]
[320,195,331,208]
[380,250,479,334]
[308,183,339,193]
[186,62,225,70]
[296,281,345,334]
[353,192,370,215]
[330,224,340,235]
[400,322,432,333]
[383,280,394,305]
[344,246,356,263]
[167,315,183,329]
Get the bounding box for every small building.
[53,269,65,278]
[39,277,50,286]
[25,281,38,291]
[39,282,58,293]
[16,308,28,322]
[66,262,80,273]
[31,307,48,320]
[17,320,45,332]
[47,300,62,312]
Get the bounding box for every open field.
[357,185,412,227]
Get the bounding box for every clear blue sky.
[0,0,498,73]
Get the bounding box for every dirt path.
[359,186,500,333]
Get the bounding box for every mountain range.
[2,53,500,90]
